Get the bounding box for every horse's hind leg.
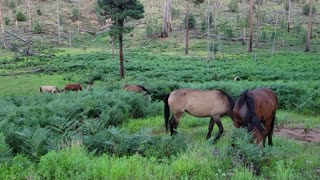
[170,113,181,136]
[212,116,224,143]
[206,117,215,139]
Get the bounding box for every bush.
[33,22,42,34]
[229,0,239,12]
[145,25,154,38]
[72,8,80,21]
[184,13,196,29]
[171,7,180,19]
[16,11,26,22]
[8,0,15,10]
[303,3,316,16]
[37,9,42,16]
[4,17,10,25]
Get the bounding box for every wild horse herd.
[39,83,278,147]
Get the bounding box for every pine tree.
[97,0,144,79]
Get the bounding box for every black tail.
[163,93,170,132]
[270,111,276,135]
[244,91,265,133]
[40,87,42,92]
[137,85,151,95]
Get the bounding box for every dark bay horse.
[164,89,235,142]
[122,83,151,100]
[233,88,278,147]
[64,83,82,91]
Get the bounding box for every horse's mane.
[137,85,150,95]
[217,89,235,112]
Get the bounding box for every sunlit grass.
[0,74,68,96]
[276,110,320,129]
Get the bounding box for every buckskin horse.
[233,88,278,147]
[64,83,82,91]
[122,83,151,100]
[40,86,60,94]
[163,88,235,142]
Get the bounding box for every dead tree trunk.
[255,0,261,48]
[26,0,32,58]
[160,0,172,38]
[242,27,246,46]
[57,0,61,44]
[119,33,124,79]
[287,0,291,32]
[305,0,313,52]
[207,0,211,60]
[272,15,279,57]
[0,0,7,49]
[248,0,254,52]
[185,0,190,54]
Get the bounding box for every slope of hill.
[0,0,319,55]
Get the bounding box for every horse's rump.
[233,87,278,146]
[122,84,149,94]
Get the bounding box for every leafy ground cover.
[0,49,319,179]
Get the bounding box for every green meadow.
[0,47,319,179]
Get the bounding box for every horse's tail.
[80,86,83,91]
[137,85,151,95]
[245,91,265,133]
[163,93,170,133]
[40,87,42,92]
[270,111,276,136]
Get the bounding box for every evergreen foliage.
[97,0,144,37]
[184,13,196,29]
[16,11,26,22]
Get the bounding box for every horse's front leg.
[206,117,215,139]
[213,117,224,143]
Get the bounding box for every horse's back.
[250,88,278,114]
[168,89,229,117]
[123,84,142,92]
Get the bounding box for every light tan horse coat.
[40,86,60,94]
[164,88,235,142]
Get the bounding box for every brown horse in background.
[40,86,60,94]
[122,83,151,100]
[233,88,278,147]
[64,83,82,91]
[164,89,235,142]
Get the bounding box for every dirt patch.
[274,127,320,143]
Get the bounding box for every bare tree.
[26,0,32,57]
[255,0,261,47]
[248,0,254,52]
[207,0,210,59]
[161,0,172,38]
[272,15,279,57]
[185,0,190,54]
[0,0,7,49]
[287,0,291,32]
[57,0,61,44]
[305,0,313,52]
